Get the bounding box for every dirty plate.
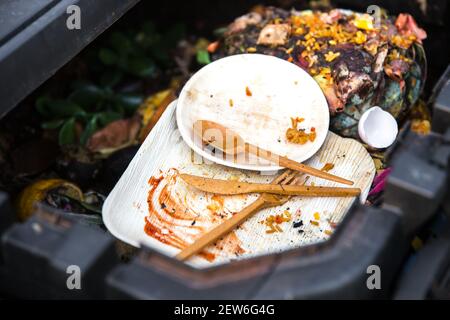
[103,100,375,269]
[176,54,329,171]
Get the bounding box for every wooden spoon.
[193,120,354,185]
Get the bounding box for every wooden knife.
[179,174,360,197]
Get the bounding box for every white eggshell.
[358,106,398,149]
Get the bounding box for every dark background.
[118,0,449,97]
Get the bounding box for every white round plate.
[176,54,329,171]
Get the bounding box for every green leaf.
[100,70,123,88]
[69,85,105,109]
[126,57,155,77]
[115,93,143,113]
[97,111,122,127]
[80,116,98,146]
[58,118,77,146]
[196,49,211,65]
[99,48,118,65]
[41,119,65,129]
[36,96,52,116]
[46,100,85,118]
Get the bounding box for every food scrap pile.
[210,7,427,138]
[261,210,292,233]
[286,117,316,145]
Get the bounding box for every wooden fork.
[176,170,301,261]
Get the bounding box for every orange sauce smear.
[144,169,245,262]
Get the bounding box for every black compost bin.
[0,0,449,300]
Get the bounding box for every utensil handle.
[253,184,361,196]
[278,156,354,185]
[245,143,354,186]
[176,197,267,261]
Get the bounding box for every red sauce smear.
[144,169,245,262]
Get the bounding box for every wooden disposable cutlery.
[179,174,360,197]
[176,170,302,261]
[193,120,354,186]
[176,170,361,261]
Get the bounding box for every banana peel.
[15,179,83,221]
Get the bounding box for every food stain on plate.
[144,168,246,261]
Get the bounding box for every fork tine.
[271,169,291,184]
[281,171,298,185]
[290,174,304,185]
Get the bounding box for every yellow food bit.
[388,49,413,63]
[324,230,333,236]
[313,212,320,220]
[291,117,304,127]
[310,220,320,226]
[246,47,257,53]
[285,47,294,54]
[211,194,224,207]
[294,27,305,35]
[354,31,367,45]
[273,18,283,24]
[324,51,340,62]
[283,210,292,219]
[207,203,220,212]
[353,15,374,31]
[320,67,331,74]
[391,35,414,49]
[229,99,234,107]
[320,163,335,172]
[286,128,316,144]
[286,117,316,145]
[262,211,292,234]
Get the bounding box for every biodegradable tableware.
[177,170,300,261]
[176,54,330,171]
[103,100,376,268]
[194,119,353,185]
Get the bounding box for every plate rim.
[176,53,330,172]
